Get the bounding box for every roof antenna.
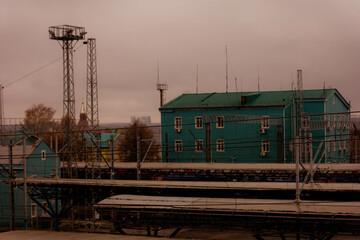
[156,60,168,107]
[196,64,199,94]
[225,45,229,93]
[257,65,260,92]
[235,77,238,92]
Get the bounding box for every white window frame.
[261,141,270,153]
[31,203,37,218]
[175,140,183,152]
[195,140,203,152]
[195,116,203,129]
[326,115,331,129]
[261,116,269,129]
[301,116,310,128]
[216,139,225,152]
[174,117,182,130]
[216,116,224,128]
[41,150,46,160]
[332,115,336,129]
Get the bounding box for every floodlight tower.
[49,25,86,178]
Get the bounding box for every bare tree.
[118,119,160,162]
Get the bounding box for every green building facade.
[0,137,59,228]
[159,89,350,164]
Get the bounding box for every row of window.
[325,114,349,130]
[174,140,270,153]
[175,114,349,131]
[174,116,270,130]
[326,138,348,152]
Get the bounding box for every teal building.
[0,137,59,228]
[159,89,350,163]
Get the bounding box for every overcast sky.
[1,0,360,123]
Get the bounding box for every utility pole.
[110,135,114,181]
[49,25,86,178]
[23,139,27,230]
[137,135,141,180]
[9,139,15,230]
[0,85,4,145]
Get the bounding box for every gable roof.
[0,138,44,165]
[160,89,347,110]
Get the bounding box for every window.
[41,202,48,215]
[175,140,182,152]
[175,117,182,130]
[261,116,269,129]
[31,203,37,218]
[261,141,270,153]
[326,115,331,129]
[327,138,331,152]
[195,116,203,129]
[332,115,336,129]
[41,150,46,160]
[195,140,203,152]
[333,137,336,152]
[301,116,310,128]
[216,139,225,152]
[339,138,342,152]
[216,116,224,128]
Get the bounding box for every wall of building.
[0,140,59,228]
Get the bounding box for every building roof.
[160,89,347,110]
[0,138,44,165]
[84,133,119,148]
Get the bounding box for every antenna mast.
[49,24,86,178]
[196,64,199,94]
[257,65,260,92]
[156,61,168,107]
[225,45,228,93]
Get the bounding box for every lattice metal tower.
[49,25,86,178]
[84,38,101,180]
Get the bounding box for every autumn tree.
[22,104,57,135]
[118,119,160,162]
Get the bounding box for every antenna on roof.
[225,45,229,93]
[196,64,199,94]
[156,60,168,107]
[257,65,260,92]
[235,77,238,92]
